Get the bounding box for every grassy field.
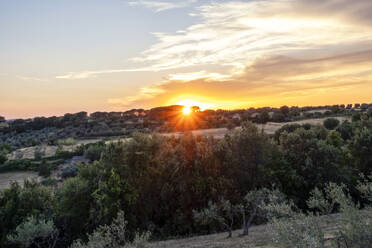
[150,211,371,248]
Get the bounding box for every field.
[165,116,351,138]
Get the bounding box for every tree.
[241,188,285,236]
[337,121,353,140]
[193,198,240,238]
[348,127,372,174]
[326,130,343,148]
[218,122,273,191]
[323,118,340,130]
[279,105,290,116]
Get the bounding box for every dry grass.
[164,116,351,138]
[150,211,371,248]
[0,171,40,190]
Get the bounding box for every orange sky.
[1,0,372,119]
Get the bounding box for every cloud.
[16,76,48,82]
[115,49,372,109]
[131,0,372,71]
[128,0,198,12]
[55,68,150,79]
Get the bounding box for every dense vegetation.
[1,103,369,149]
[0,109,371,247]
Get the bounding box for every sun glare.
[182,106,192,115]
[176,99,213,111]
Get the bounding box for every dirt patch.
[0,171,40,190]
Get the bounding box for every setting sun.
[182,106,192,115]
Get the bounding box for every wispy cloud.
[132,0,372,71]
[128,0,198,12]
[55,68,151,79]
[16,76,48,82]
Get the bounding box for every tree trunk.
[242,208,257,236]
[241,210,247,235]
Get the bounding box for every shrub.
[323,118,340,130]
[265,182,372,248]
[58,138,76,146]
[38,160,51,177]
[61,165,78,179]
[0,153,7,164]
[55,149,74,160]
[83,144,105,161]
[7,216,58,248]
[70,211,150,248]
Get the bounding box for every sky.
[1,0,372,119]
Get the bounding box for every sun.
[182,106,192,115]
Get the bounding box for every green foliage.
[7,215,58,248]
[348,127,372,174]
[337,120,353,140]
[38,160,51,177]
[57,138,76,146]
[0,153,7,164]
[326,130,343,148]
[83,142,105,161]
[56,177,96,242]
[61,165,78,179]
[265,182,372,248]
[0,115,371,246]
[0,180,54,244]
[323,118,340,130]
[193,199,240,238]
[70,211,150,248]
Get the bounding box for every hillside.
[150,211,372,248]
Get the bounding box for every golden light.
[182,106,192,115]
[176,99,213,111]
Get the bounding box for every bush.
[38,160,51,177]
[7,216,58,248]
[323,118,340,130]
[61,165,78,179]
[83,144,105,162]
[265,182,372,248]
[58,138,76,146]
[70,211,150,248]
[55,149,74,160]
[0,153,7,165]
